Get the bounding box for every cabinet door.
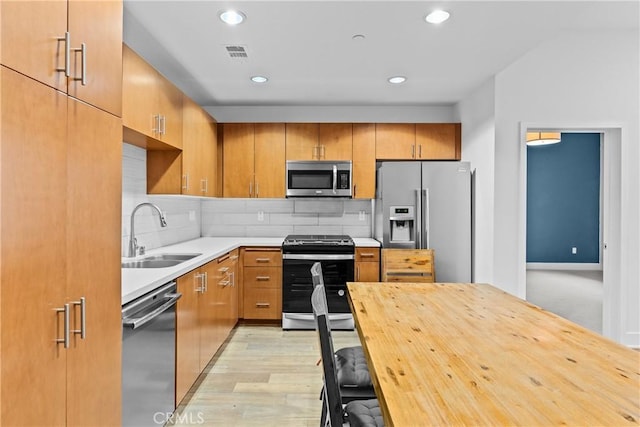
[1,67,68,426]
[182,97,205,196]
[254,123,285,198]
[66,97,122,425]
[0,1,67,91]
[122,45,158,138]
[285,123,319,160]
[156,75,183,148]
[176,270,201,405]
[68,0,123,116]
[223,123,255,197]
[201,117,218,197]
[415,123,461,160]
[352,123,376,199]
[200,262,224,370]
[318,123,352,160]
[375,123,416,159]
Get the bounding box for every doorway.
[520,125,622,340]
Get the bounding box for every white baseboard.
[526,263,602,271]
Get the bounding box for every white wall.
[454,78,496,283]
[486,29,639,346]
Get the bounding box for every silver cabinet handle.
[230,272,235,287]
[255,257,270,263]
[256,276,271,281]
[356,266,360,281]
[255,302,270,308]
[56,304,70,348]
[72,297,86,339]
[56,32,71,77]
[182,173,189,191]
[195,272,205,293]
[152,114,160,135]
[418,144,422,158]
[255,181,259,198]
[321,145,326,159]
[249,180,253,197]
[203,272,208,292]
[201,178,208,194]
[160,115,166,135]
[411,144,415,158]
[218,267,229,273]
[73,43,87,85]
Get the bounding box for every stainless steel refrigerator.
[374,161,471,282]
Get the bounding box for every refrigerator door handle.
[415,188,422,248]
[423,188,430,248]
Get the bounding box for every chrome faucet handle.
[138,246,146,256]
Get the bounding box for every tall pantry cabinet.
[0,1,123,425]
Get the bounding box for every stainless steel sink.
[121,253,202,268]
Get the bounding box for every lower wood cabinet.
[241,247,282,320]
[175,249,239,405]
[355,247,381,282]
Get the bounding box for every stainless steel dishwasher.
[122,281,181,427]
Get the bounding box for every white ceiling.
[123,1,639,108]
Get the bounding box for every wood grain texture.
[222,123,255,197]
[375,123,416,159]
[318,123,352,160]
[254,123,286,198]
[285,123,319,160]
[347,282,640,427]
[415,123,461,160]
[381,248,435,282]
[352,123,376,199]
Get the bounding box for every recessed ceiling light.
[425,10,450,24]
[219,10,246,25]
[251,75,268,83]
[388,76,406,84]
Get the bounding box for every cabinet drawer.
[243,288,282,320]
[356,247,380,262]
[243,267,282,289]
[243,249,282,267]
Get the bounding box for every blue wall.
[526,133,600,263]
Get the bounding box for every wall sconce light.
[526,132,561,146]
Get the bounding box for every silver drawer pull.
[72,297,86,339]
[255,302,270,308]
[256,276,271,281]
[218,267,229,273]
[255,258,270,263]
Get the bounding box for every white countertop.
[121,236,380,305]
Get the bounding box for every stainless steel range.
[282,234,355,330]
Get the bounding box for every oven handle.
[282,254,354,261]
[122,293,182,330]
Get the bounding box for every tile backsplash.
[122,143,373,254]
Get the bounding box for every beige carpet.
[526,269,603,334]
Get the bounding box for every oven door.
[282,254,354,314]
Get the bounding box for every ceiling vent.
[225,45,248,59]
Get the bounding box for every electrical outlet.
[258,211,264,222]
[572,247,577,254]
[359,210,366,221]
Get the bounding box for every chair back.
[311,261,325,286]
[312,284,343,427]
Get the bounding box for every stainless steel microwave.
[286,160,352,197]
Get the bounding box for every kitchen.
[1,1,639,426]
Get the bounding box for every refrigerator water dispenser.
[389,206,414,244]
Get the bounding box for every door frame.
[518,122,622,341]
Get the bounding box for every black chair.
[310,263,376,402]
[312,284,384,427]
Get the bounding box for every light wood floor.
[170,323,361,426]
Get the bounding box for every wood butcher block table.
[347,282,640,426]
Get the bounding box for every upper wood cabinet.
[1,0,123,116]
[415,123,461,160]
[376,123,461,160]
[352,123,376,199]
[375,123,417,159]
[146,96,217,196]
[285,123,352,160]
[1,66,122,426]
[223,123,286,198]
[181,96,217,196]
[122,44,183,149]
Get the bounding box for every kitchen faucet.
[128,202,167,258]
